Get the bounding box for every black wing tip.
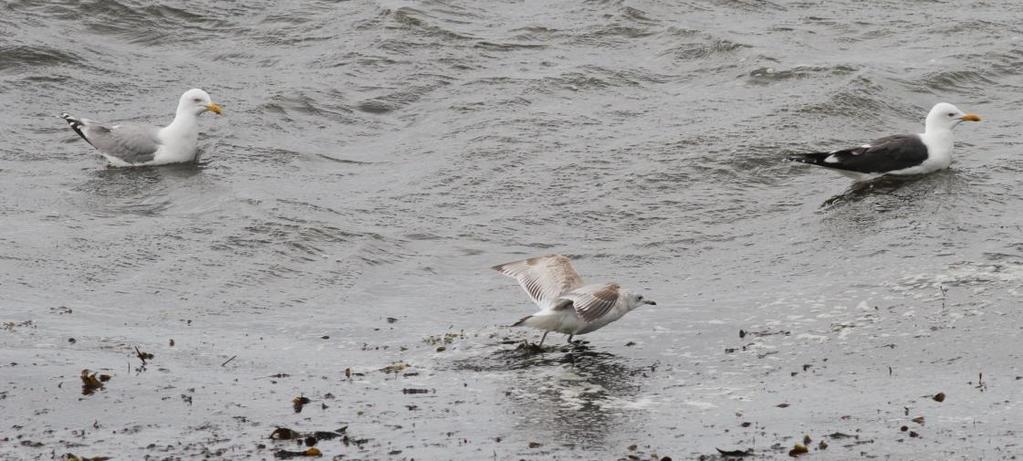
[61,112,94,145]
[787,153,830,166]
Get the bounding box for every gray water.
[2,0,1023,459]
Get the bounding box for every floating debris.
[341,435,369,447]
[312,429,346,440]
[402,388,430,394]
[776,403,790,408]
[80,369,110,395]
[380,361,409,374]
[818,440,828,450]
[528,442,543,448]
[274,447,321,459]
[271,428,302,440]
[134,346,154,364]
[716,447,753,457]
[933,392,946,402]
[912,416,925,425]
[292,396,311,413]
[268,427,343,441]
[386,317,398,324]
[424,331,464,346]
[788,443,808,457]
[62,455,110,461]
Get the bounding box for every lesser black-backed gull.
[789,102,981,182]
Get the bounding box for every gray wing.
[492,254,584,309]
[62,113,161,164]
[562,283,621,322]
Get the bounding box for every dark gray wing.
[62,113,161,164]
[789,134,928,173]
[562,283,621,322]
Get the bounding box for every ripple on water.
[746,64,859,86]
[0,44,84,72]
[66,0,231,46]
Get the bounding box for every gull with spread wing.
[492,254,655,347]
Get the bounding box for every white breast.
[912,131,954,174]
[152,124,200,165]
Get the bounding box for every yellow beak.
[207,102,223,115]
[960,113,981,122]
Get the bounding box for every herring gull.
[61,88,223,167]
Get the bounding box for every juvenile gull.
[61,88,223,167]
[492,254,655,347]
[788,102,981,182]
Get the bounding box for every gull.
[788,102,981,182]
[492,254,655,347]
[61,88,223,167]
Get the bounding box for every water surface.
[2,0,1022,459]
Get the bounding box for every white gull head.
[177,88,223,117]
[623,289,657,311]
[924,102,981,133]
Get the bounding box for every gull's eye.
[947,112,956,117]
[194,97,203,102]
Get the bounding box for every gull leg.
[567,334,574,344]
[538,331,549,348]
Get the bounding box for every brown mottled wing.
[491,254,584,309]
[564,283,620,322]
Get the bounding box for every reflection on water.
[818,174,938,209]
[452,341,655,449]
[72,163,210,216]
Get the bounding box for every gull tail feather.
[511,315,532,327]
[511,313,561,331]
